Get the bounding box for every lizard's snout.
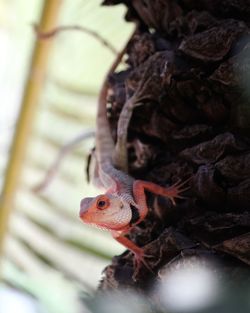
[79,197,93,219]
[79,205,86,218]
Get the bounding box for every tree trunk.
[99,0,250,291]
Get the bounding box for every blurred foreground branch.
[33,130,94,192]
[33,24,118,55]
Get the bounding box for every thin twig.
[33,23,118,55]
[33,130,95,193]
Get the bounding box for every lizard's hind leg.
[113,95,142,173]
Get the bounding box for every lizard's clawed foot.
[133,248,154,276]
[165,176,192,205]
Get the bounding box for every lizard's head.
[79,194,132,231]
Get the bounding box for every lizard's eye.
[97,197,109,210]
[98,200,106,207]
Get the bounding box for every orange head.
[79,194,132,231]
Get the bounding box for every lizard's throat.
[96,204,140,230]
[96,207,133,231]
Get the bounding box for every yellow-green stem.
[0,0,62,267]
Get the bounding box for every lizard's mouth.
[79,210,94,224]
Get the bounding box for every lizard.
[79,30,189,272]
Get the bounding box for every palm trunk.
[99,0,250,290]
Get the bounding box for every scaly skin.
[79,30,189,273]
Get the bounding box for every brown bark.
[99,0,250,291]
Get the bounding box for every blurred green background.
[0,0,132,312]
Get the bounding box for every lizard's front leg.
[111,230,153,273]
[124,178,190,272]
[133,178,190,208]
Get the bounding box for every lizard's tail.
[95,28,137,166]
[96,79,115,166]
